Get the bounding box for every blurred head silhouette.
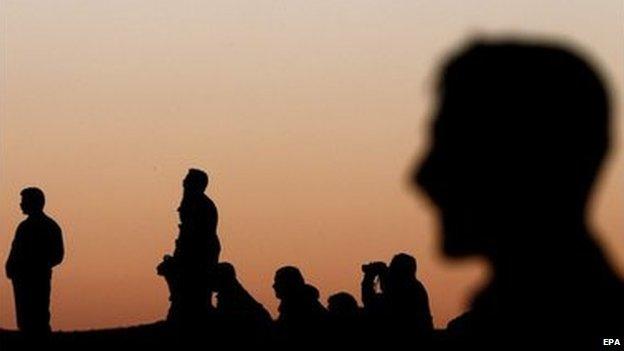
[183,168,209,193]
[414,39,610,259]
[20,187,45,215]
[273,266,305,299]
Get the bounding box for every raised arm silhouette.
[414,39,624,350]
[5,187,64,342]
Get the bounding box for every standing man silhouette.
[158,168,221,328]
[5,187,64,338]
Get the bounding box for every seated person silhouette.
[157,168,221,328]
[361,253,433,348]
[414,39,624,350]
[214,262,273,346]
[273,266,328,347]
[5,187,64,340]
[327,292,362,348]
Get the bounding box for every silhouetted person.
[5,187,64,340]
[361,253,433,348]
[214,262,273,346]
[157,168,220,329]
[327,292,362,348]
[273,266,328,348]
[414,39,624,350]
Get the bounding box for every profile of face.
[273,266,304,300]
[272,277,286,300]
[414,41,608,259]
[414,81,496,257]
[19,196,30,215]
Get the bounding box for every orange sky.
[1,1,622,330]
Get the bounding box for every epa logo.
[604,338,621,346]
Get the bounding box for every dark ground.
[0,322,175,350]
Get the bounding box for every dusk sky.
[1,0,622,330]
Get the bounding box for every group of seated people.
[202,253,434,349]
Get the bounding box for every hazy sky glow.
[1,0,622,330]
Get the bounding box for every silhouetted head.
[183,168,209,193]
[414,39,610,259]
[20,187,45,215]
[273,266,305,300]
[388,253,417,280]
[216,262,237,291]
[327,292,359,317]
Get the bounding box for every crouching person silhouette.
[5,187,64,341]
[273,266,328,349]
[157,169,221,331]
[214,262,274,347]
[327,292,363,349]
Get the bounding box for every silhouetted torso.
[7,213,64,279]
[386,278,433,335]
[174,192,220,269]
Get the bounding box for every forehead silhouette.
[437,41,609,165]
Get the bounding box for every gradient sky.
[1,0,622,330]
